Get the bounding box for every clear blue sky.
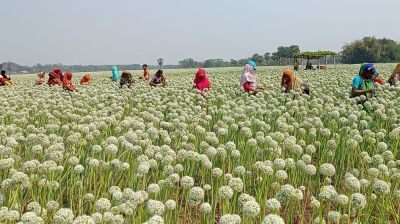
[1,0,399,65]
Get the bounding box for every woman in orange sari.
[80,74,92,85]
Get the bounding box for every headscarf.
[48,69,63,86]
[240,64,257,89]
[281,69,303,93]
[194,68,210,91]
[64,72,72,80]
[121,70,132,79]
[359,63,377,77]
[247,60,257,70]
[53,68,64,80]
[388,63,400,86]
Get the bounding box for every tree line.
[178,45,303,68]
[178,37,399,68]
[7,36,399,73]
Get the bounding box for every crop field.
[0,64,400,224]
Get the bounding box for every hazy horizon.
[1,0,399,66]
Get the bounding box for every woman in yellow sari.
[281,69,309,95]
[388,64,400,86]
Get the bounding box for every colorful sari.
[80,74,92,85]
[63,72,75,91]
[194,68,211,91]
[240,64,257,91]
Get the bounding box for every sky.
[0,0,399,66]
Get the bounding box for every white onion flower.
[219,186,234,199]
[54,208,74,224]
[146,200,165,216]
[220,214,241,224]
[262,214,285,224]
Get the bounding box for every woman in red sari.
[193,68,211,96]
[48,68,63,86]
[63,72,75,91]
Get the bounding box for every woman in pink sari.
[193,68,211,96]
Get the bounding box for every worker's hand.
[367,88,376,93]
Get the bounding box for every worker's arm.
[351,88,375,97]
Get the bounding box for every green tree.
[251,53,264,66]
[342,36,400,63]
[264,53,271,64]
[230,59,238,67]
[379,38,400,62]
[178,58,198,68]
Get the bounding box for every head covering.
[121,70,132,80]
[53,67,64,79]
[48,70,62,86]
[38,72,45,78]
[240,64,257,89]
[64,72,73,80]
[281,68,304,93]
[194,68,210,91]
[359,63,377,76]
[247,60,257,70]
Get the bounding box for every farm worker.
[240,60,262,93]
[388,63,400,86]
[80,74,92,85]
[142,64,150,80]
[281,68,310,95]
[0,70,12,86]
[351,63,376,98]
[306,62,313,70]
[36,72,46,85]
[294,61,299,71]
[48,67,64,86]
[150,70,167,87]
[62,72,76,91]
[120,70,135,88]
[111,66,120,81]
[193,68,211,96]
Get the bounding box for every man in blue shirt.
[351,63,377,98]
